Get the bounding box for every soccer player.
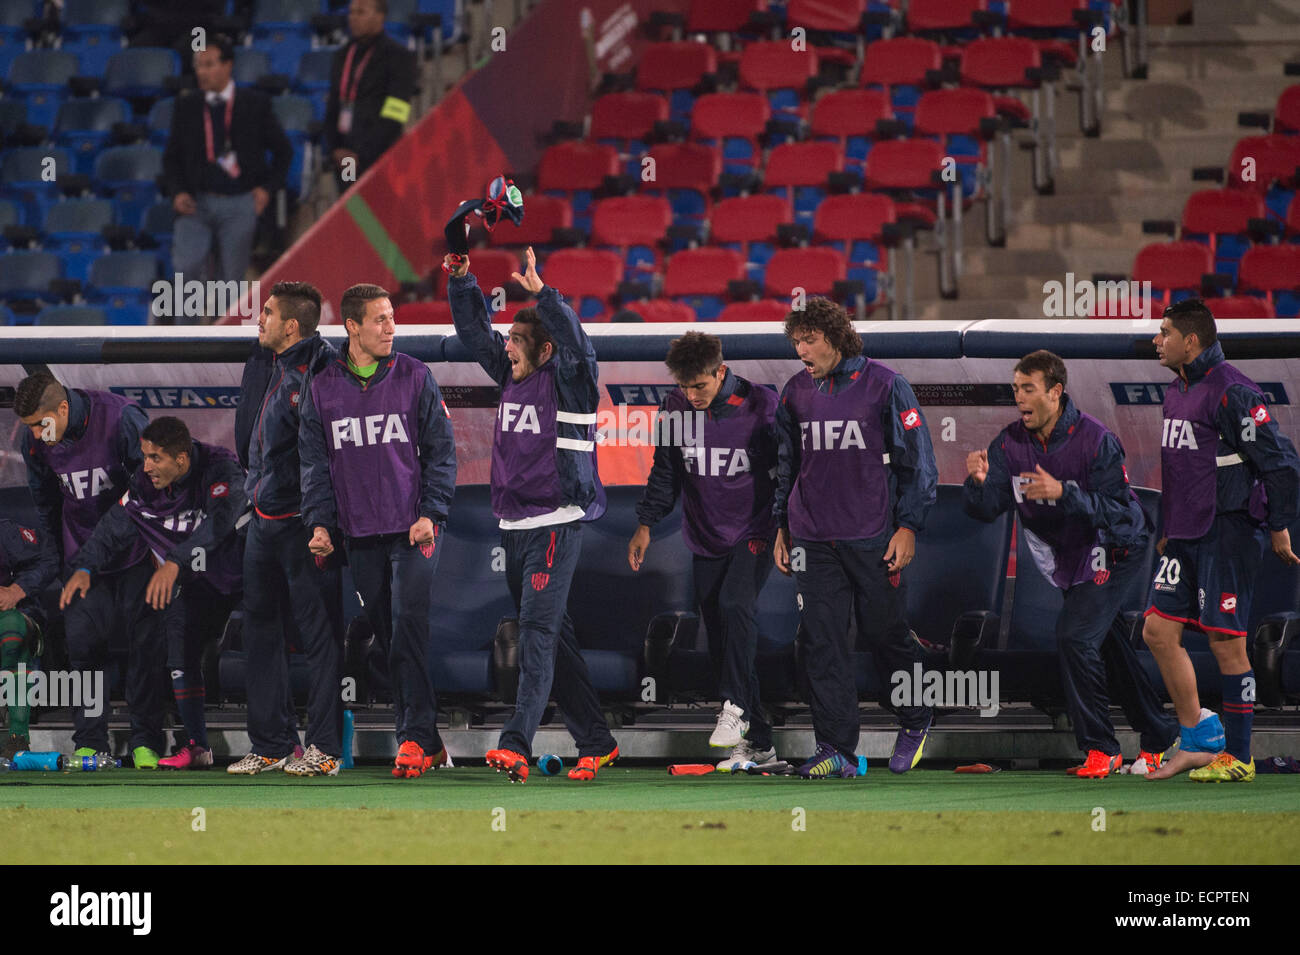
[300,283,457,779]
[447,246,619,783]
[627,331,781,770]
[773,298,937,778]
[15,373,156,766]
[230,281,344,777]
[1143,299,1300,782]
[0,517,59,759]
[62,417,246,769]
[963,350,1178,778]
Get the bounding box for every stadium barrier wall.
[4,319,1298,492]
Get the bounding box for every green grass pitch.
[4,766,1297,864]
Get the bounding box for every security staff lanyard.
[337,43,373,134]
[204,90,238,176]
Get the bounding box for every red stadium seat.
[1227,135,1300,192]
[591,195,673,248]
[907,0,989,34]
[763,247,847,297]
[690,92,771,176]
[738,41,818,118]
[765,141,843,188]
[591,195,673,279]
[537,141,621,193]
[686,0,766,34]
[1274,84,1300,135]
[810,88,893,174]
[1132,241,1215,307]
[1209,295,1275,319]
[1004,0,1090,68]
[488,194,573,248]
[715,299,791,322]
[626,299,698,323]
[960,36,1042,89]
[1238,244,1300,315]
[641,142,720,229]
[709,194,791,243]
[813,192,897,307]
[861,36,942,87]
[1288,193,1300,238]
[916,87,996,140]
[1182,188,1266,236]
[664,247,746,297]
[787,0,866,32]
[636,42,718,93]
[394,301,452,324]
[864,138,946,227]
[590,92,669,143]
[542,248,623,308]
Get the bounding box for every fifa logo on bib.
[59,467,112,500]
[330,414,410,449]
[1161,418,1198,450]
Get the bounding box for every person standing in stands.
[447,247,619,783]
[1143,299,1300,782]
[163,33,291,305]
[229,282,344,777]
[773,298,937,778]
[299,283,457,780]
[325,0,416,191]
[15,373,157,767]
[964,350,1179,779]
[63,417,247,771]
[628,331,781,772]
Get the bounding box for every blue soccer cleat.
[797,742,857,779]
[888,718,931,774]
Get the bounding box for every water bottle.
[0,756,11,771]
[59,754,121,772]
[342,709,355,769]
[12,750,61,771]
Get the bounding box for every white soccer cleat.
[715,739,777,773]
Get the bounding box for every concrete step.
[913,299,1049,321]
[1152,23,1300,44]
[1193,0,1300,26]
[1057,134,1253,170]
[1057,108,1258,141]
[958,248,1138,277]
[1106,75,1297,111]
[1005,220,1147,249]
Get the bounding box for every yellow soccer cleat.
[1188,752,1255,783]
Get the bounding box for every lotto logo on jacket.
[329,413,411,450]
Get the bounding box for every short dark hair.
[665,331,723,382]
[783,297,863,359]
[141,416,192,460]
[209,33,235,63]
[14,372,67,418]
[1014,350,1067,393]
[341,283,390,328]
[1164,298,1218,348]
[510,307,553,365]
[270,281,322,337]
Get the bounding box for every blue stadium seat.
[146,97,174,147]
[570,487,694,697]
[252,0,320,77]
[293,48,336,121]
[138,199,176,272]
[233,48,272,87]
[272,94,318,197]
[9,49,80,129]
[0,249,62,303]
[385,0,416,45]
[42,197,114,282]
[0,197,20,249]
[60,0,129,76]
[54,96,131,175]
[0,303,15,325]
[416,0,463,45]
[93,143,162,228]
[0,98,28,139]
[34,304,108,325]
[85,250,158,324]
[104,47,179,103]
[424,484,514,694]
[0,0,38,77]
[1,147,76,225]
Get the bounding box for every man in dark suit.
[324,0,416,190]
[163,34,291,307]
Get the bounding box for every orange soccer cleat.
[568,746,619,781]
[1074,750,1122,779]
[485,748,529,783]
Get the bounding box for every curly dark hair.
[783,297,863,358]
